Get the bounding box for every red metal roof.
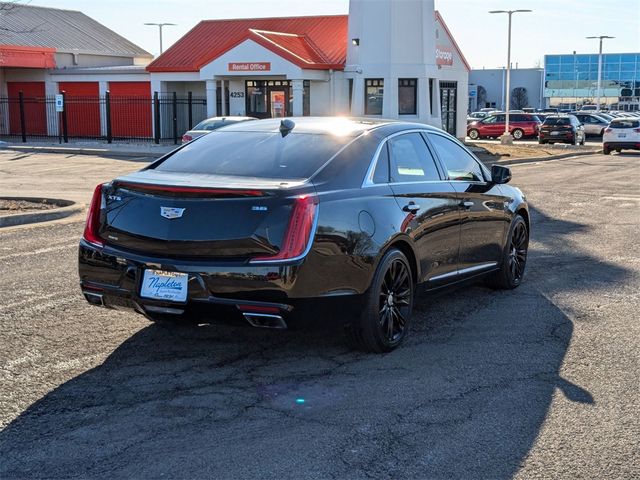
[146,15,348,72]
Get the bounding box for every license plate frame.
[140,269,188,302]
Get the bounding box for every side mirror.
[491,165,512,184]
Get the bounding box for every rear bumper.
[603,142,640,150]
[78,240,362,326]
[539,131,575,141]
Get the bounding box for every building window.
[246,81,267,115]
[303,80,310,116]
[398,78,417,115]
[429,78,434,116]
[348,79,353,111]
[365,78,384,115]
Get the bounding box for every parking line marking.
[0,242,77,261]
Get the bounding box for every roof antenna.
[279,119,295,137]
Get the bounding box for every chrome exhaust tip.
[84,292,104,306]
[243,312,288,329]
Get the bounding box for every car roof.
[199,116,256,122]
[218,116,443,137]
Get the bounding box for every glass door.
[439,81,458,136]
[269,90,287,118]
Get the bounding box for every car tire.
[487,214,529,290]
[345,248,414,353]
[468,129,480,140]
[603,146,611,155]
[538,139,547,144]
[512,128,524,140]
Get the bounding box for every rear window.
[153,131,353,180]
[193,119,232,131]
[543,117,570,126]
[610,119,640,129]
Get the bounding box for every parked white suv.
[603,118,640,155]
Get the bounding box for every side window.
[483,116,496,124]
[388,133,441,183]
[372,142,390,184]
[428,134,485,182]
[495,114,506,123]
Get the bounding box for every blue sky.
[40,0,640,68]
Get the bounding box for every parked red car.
[467,113,541,140]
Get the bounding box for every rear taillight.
[634,128,640,133]
[182,134,192,143]
[605,128,612,133]
[83,183,104,247]
[251,194,318,263]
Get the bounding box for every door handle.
[459,201,475,209]
[402,202,421,213]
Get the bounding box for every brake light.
[605,128,612,133]
[83,183,104,247]
[251,194,318,262]
[634,128,640,133]
[182,134,192,143]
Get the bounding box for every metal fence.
[0,91,208,144]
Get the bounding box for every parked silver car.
[574,113,610,136]
[181,116,257,143]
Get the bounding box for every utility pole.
[586,35,614,112]
[144,22,176,55]
[489,9,532,144]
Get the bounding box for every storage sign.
[228,62,271,72]
[435,46,454,66]
[55,94,64,112]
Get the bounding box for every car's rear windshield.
[153,131,353,180]
[610,119,640,129]
[193,119,232,131]
[544,117,570,126]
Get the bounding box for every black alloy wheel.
[488,214,529,289]
[507,221,528,283]
[379,258,412,343]
[346,248,414,352]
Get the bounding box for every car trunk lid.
[99,170,314,260]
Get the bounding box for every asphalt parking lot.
[1,150,639,478]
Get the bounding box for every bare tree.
[511,87,529,110]
[477,85,487,109]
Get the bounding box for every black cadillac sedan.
[79,117,529,352]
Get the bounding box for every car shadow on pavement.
[0,205,629,479]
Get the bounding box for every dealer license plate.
[618,133,627,138]
[140,270,188,302]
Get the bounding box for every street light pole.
[489,9,532,144]
[586,35,614,112]
[144,22,176,55]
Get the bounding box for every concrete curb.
[484,149,601,166]
[1,145,175,159]
[0,198,84,228]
